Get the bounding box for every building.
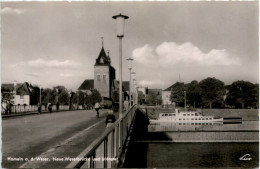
[162,82,185,106]
[162,90,172,105]
[78,45,129,100]
[1,82,39,105]
[94,46,115,98]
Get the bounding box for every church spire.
[101,37,104,47]
[95,38,111,66]
[107,49,111,62]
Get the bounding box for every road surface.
[2,109,111,168]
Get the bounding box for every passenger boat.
[149,110,223,124]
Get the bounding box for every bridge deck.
[2,109,119,168]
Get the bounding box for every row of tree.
[171,78,258,109]
[138,77,259,109]
[38,86,102,106]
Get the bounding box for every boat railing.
[66,104,138,168]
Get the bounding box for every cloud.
[13,59,80,68]
[60,73,73,77]
[132,42,241,66]
[138,79,166,87]
[1,7,25,15]
[138,80,153,87]
[25,73,40,77]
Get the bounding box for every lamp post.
[133,79,137,105]
[184,91,186,109]
[126,58,133,107]
[131,72,136,105]
[112,13,129,118]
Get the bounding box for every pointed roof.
[78,79,94,91]
[95,47,111,66]
[163,82,185,91]
[1,82,37,95]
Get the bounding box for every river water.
[124,117,259,168]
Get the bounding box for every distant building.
[137,86,148,96]
[1,82,39,105]
[162,85,173,105]
[162,82,185,106]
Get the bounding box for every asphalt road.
[2,109,110,168]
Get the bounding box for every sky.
[1,1,259,90]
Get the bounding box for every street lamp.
[184,91,187,109]
[133,79,137,105]
[131,72,136,105]
[112,13,129,117]
[126,58,133,106]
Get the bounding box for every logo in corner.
[239,154,252,161]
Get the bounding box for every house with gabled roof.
[1,82,39,105]
[162,86,173,105]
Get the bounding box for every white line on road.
[19,119,105,168]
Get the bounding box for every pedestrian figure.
[6,102,12,114]
[2,101,7,115]
[47,102,52,113]
[56,102,59,111]
[94,102,100,117]
[37,102,42,113]
[106,110,116,128]
[124,99,129,111]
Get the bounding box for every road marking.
[19,119,105,168]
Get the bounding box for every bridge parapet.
[66,105,138,168]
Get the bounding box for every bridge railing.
[66,105,138,168]
[2,105,85,115]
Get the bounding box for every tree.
[78,91,86,105]
[199,77,225,108]
[41,88,52,104]
[112,91,119,103]
[170,82,185,107]
[2,92,14,105]
[146,91,157,105]
[226,81,258,109]
[88,89,102,105]
[186,80,201,108]
[58,90,69,105]
[146,90,162,106]
[138,91,145,105]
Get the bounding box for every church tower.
[94,45,115,98]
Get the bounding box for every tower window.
[97,75,100,81]
[103,75,106,81]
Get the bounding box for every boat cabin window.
[183,114,186,116]
[187,114,190,116]
[195,113,198,116]
[179,118,182,120]
[191,114,194,116]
